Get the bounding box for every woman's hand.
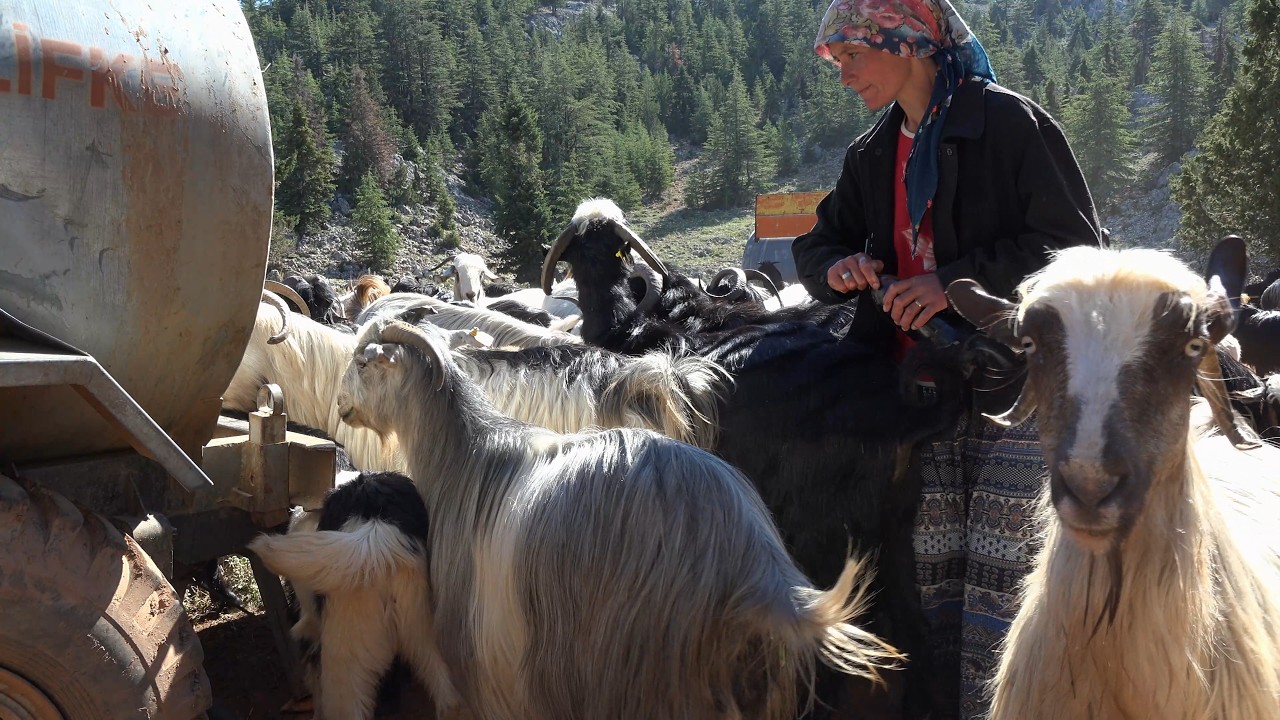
[827,253,884,293]
[881,273,946,330]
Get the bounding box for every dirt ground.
[196,607,435,720]
[196,609,298,719]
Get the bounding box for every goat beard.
[1082,547,1125,639]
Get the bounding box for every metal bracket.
[0,305,213,492]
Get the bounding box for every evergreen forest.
[243,0,1280,277]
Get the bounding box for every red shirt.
[893,123,936,362]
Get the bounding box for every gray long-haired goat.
[259,318,897,720]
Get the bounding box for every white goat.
[256,319,897,720]
[224,300,405,472]
[439,252,497,304]
[359,293,581,348]
[947,246,1280,720]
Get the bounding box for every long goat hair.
[227,299,724,455]
[266,318,900,720]
[947,246,1280,720]
[251,472,460,720]
[224,301,406,471]
[358,293,581,348]
[543,198,970,717]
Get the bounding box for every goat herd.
[227,200,1280,720]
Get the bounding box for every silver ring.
[841,271,853,280]
[913,300,924,308]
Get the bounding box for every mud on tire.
[0,473,212,719]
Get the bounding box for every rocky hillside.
[267,147,1186,289]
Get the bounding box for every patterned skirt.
[910,392,1046,720]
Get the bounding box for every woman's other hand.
[827,253,884,293]
[882,273,945,330]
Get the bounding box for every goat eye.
[1185,338,1206,357]
[1020,337,1036,354]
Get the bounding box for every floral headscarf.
[815,0,994,249]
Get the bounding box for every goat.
[947,243,1280,720]
[486,297,555,327]
[250,471,460,720]
[1198,235,1280,376]
[283,273,348,326]
[542,200,849,348]
[270,318,896,720]
[224,301,406,471]
[337,274,391,321]
[358,293,580,348]
[540,198,975,718]
[437,251,498,304]
[492,280,583,324]
[227,297,723,462]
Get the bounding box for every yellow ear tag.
[616,249,624,259]
[469,327,480,337]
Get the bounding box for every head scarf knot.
[815,0,994,248]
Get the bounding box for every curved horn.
[614,224,668,279]
[707,268,747,300]
[629,263,664,314]
[743,268,783,306]
[379,321,448,392]
[264,280,311,319]
[425,255,453,273]
[542,222,581,295]
[261,290,292,344]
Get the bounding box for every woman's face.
[828,41,913,112]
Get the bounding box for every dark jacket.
[792,81,1102,344]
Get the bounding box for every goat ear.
[1205,275,1237,345]
[440,266,457,279]
[945,279,1019,348]
[1205,235,1247,316]
[361,342,398,366]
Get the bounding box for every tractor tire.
[0,474,212,719]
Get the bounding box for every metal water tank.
[0,0,273,461]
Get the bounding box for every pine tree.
[1062,74,1137,209]
[340,66,398,191]
[686,71,773,209]
[1173,0,1280,256]
[276,102,337,236]
[1142,10,1212,164]
[774,115,801,176]
[352,171,398,270]
[479,94,555,282]
[1023,45,1047,89]
[1129,0,1165,85]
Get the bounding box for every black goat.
[283,274,348,326]
[1202,236,1280,377]
[542,199,971,719]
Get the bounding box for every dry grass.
[183,555,265,622]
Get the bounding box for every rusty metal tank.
[0,0,273,462]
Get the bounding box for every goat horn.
[261,290,292,344]
[425,256,453,273]
[707,268,747,300]
[379,320,448,392]
[630,263,664,314]
[982,386,1037,428]
[264,280,311,319]
[743,268,783,306]
[614,224,668,280]
[542,222,581,295]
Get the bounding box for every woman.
[792,1,1102,718]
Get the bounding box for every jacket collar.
[868,79,987,146]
